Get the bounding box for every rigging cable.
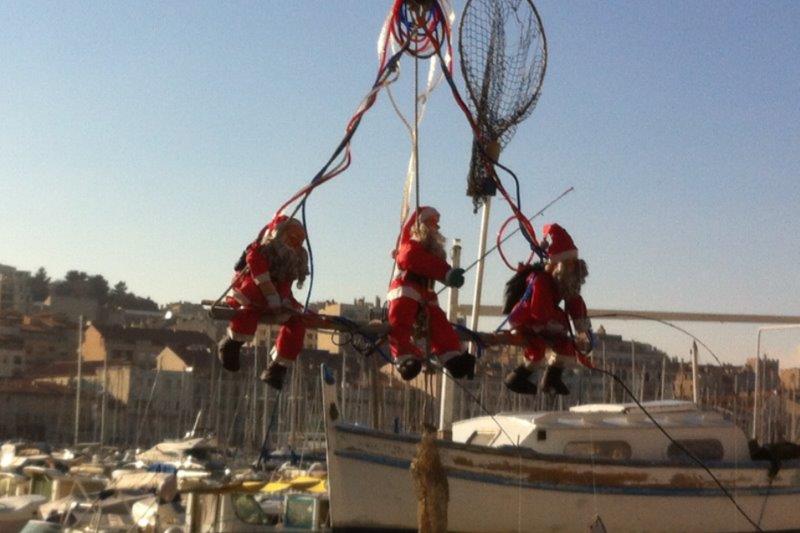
[589,364,763,532]
[210,41,411,312]
[423,23,545,258]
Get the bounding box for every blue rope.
[453,323,486,360]
[286,42,411,306]
[301,201,313,312]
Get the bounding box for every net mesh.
[459,0,547,208]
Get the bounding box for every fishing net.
[459,0,547,209]
[411,427,449,533]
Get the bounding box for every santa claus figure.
[387,206,475,381]
[218,216,309,390]
[503,223,592,395]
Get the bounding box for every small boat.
[321,367,800,532]
[0,494,48,531]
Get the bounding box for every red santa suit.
[387,207,462,365]
[225,216,306,365]
[507,224,591,367]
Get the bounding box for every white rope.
[379,1,455,281]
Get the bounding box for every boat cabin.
[451,400,750,463]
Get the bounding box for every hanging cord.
[435,186,574,296]
[422,27,544,257]
[328,312,520,448]
[255,389,283,470]
[589,364,762,532]
[209,41,411,312]
[587,312,724,366]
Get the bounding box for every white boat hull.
[321,374,800,531]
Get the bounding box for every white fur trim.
[231,289,250,306]
[386,286,422,302]
[227,328,253,343]
[548,249,578,262]
[254,272,271,284]
[270,346,294,366]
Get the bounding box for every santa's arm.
[246,246,279,307]
[396,241,451,281]
[565,295,591,333]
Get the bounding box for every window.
[284,495,318,529]
[466,430,497,447]
[564,441,632,460]
[667,439,723,462]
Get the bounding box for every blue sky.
[2,1,799,365]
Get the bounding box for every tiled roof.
[92,324,212,348]
[164,343,215,369]
[0,378,73,395]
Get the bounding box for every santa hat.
[400,206,439,245]
[259,215,305,244]
[542,223,578,262]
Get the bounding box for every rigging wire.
[589,312,724,366]
[589,365,763,532]
[423,23,545,258]
[209,42,410,312]
[435,186,574,296]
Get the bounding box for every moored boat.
[322,367,800,532]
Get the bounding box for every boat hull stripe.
[334,449,800,497]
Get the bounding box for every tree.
[111,281,128,298]
[87,275,110,304]
[30,267,50,302]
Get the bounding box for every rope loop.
[392,0,448,58]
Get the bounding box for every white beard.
[263,240,309,288]
[410,224,446,260]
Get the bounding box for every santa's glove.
[444,268,465,288]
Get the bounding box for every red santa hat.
[259,215,305,244]
[542,223,578,262]
[400,206,439,245]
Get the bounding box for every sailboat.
[320,365,800,531]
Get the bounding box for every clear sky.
[2,1,799,366]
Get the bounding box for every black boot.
[218,338,243,372]
[504,365,537,395]
[397,358,423,381]
[260,361,288,390]
[541,365,570,395]
[443,352,476,379]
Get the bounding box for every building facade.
[0,264,32,313]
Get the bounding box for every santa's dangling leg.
[540,338,577,395]
[260,315,306,390]
[219,297,260,372]
[426,304,475,379]
[387,297,425,381]
[503,337,547,395]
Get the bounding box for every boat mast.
[691,341,699,405]
[753,324,800,442]
[438,239,462,435]
[74,315,83,446]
